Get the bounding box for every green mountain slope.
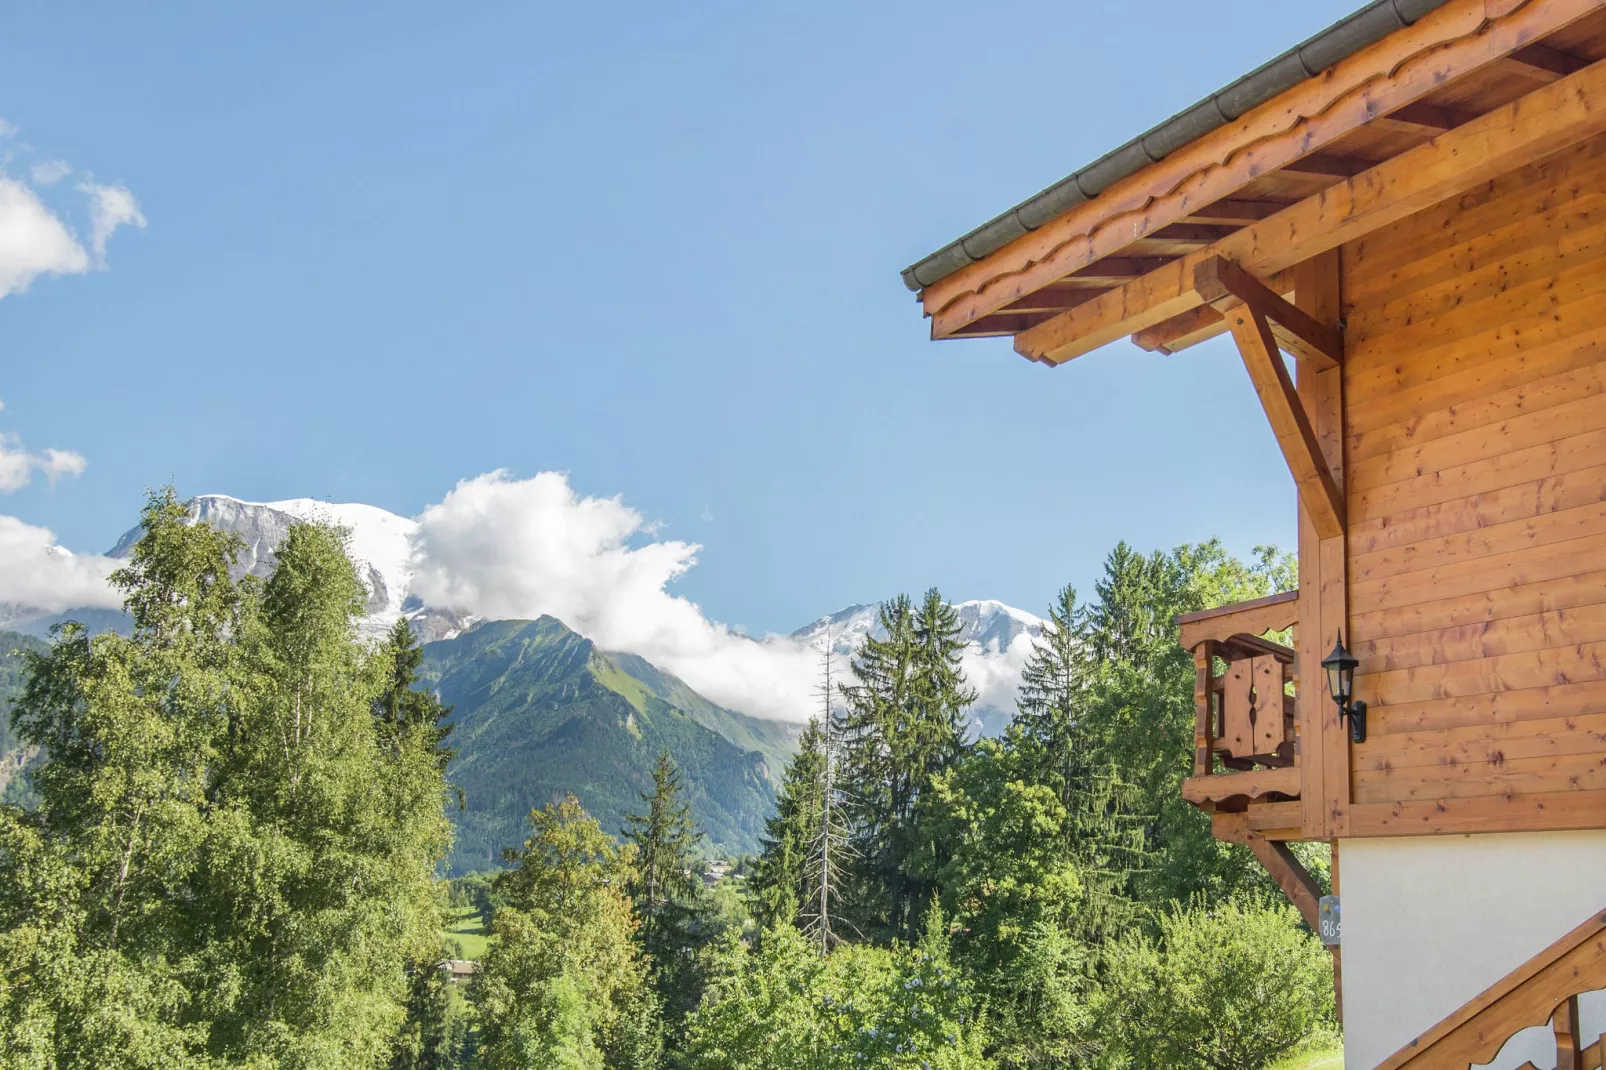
[599,649,800,773]
[0,630,49,806]
[421,617,791,875]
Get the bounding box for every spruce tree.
[751,718,827,933]
[837,590,974,943]
[836,594,915,941]
[622,748,706,1028]
[374,616,455,771]
[800,643,849,950]
[1014,583,1145,943]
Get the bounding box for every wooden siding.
[1342,131,1606,816]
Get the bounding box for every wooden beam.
[1177,588,1299,650]
[1015,54,1606,365]
[1130,267,1296,353]
[1279,154,1371,178]
[998,288,1107,313]
[1382,101,1476,131]
[1295,249,1350,841]
[1215,814,1324,931]
[1182,765,1300,805]
[1067,257,1173,280]
[921,0,1606,339]
[1132,304,1227,354]
[1500,42,1591,82]
[1229,306,1345,538]
[1184,198,1291,225]
[1147,223,1241,243]
[1194,256,1344,369]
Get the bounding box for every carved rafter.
[921,0,1604,339]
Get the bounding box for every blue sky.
[0,0,1361,635]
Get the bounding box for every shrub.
[1095,897,1337,1070]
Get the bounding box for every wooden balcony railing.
[1379,908,1606,1069]
[1176,590,1300,811]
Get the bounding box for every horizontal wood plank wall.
[1343,131,1606,824]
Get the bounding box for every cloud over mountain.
[0,515,120,613]
[410,470,819,722]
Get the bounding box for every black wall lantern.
[1321,631,1366,744]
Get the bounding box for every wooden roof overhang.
[908,0,1606,360]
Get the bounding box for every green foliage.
[376,617,456,771]
[1095,898,1338,1070]
[419,618,777,874]
[1076,540,1303,908]
[1012,583,1147,946]
[392,962,478,1070]
[0,487,452,1068]
[473,797,662,1070]
[680,922,994,1070]
[622,749,709,1031]
[837,589,974,943]
[750,717,827,935]
[0,630,49,807]
[914,738,1094,1067]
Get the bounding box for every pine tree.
[374,616,455,771]
[836,590,974,943]
[622,748,706,1029]
[1014,583,1146,943]
[800,643,850,950]
[836,594,915,941]
[750,718,824,933]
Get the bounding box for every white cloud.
[78,181,145,264]
[0,118,16,138]
[0,178,90,298]
[31,160,70,186]
[961,632,1037,719]
[0,432,88,493]
[410,470,820,721]
[37,447,87,485]
[0,514,120,613]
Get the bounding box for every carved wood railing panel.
[1380,910,1606,1070]
[1177,591,1299,810]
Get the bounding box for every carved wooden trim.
[922,0,1606,338]
[1013,54,1606,366]
[1378,909,1606,1069]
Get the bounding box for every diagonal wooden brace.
[1215,812,1324,931]
[1228,304,1346,538]
[1195,256,1344,370]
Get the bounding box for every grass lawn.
[1270,1045,1344,1070]
[444,906,488,961]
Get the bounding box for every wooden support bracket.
[1194,256,1344,370]
[1216,812,1323,931]
[1227,305,1346,538]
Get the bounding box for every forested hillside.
[0,494,1338,1068]
[422,617,784,874]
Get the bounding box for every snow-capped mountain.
[790,599,1045,736]
[7,494,1046,731]
[106,496,418,636]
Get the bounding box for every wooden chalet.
[903,1,1606,1066]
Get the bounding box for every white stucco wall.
[1341,831,1606,1070]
